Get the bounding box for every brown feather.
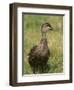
[28,38,50,74]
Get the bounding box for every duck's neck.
[40,32,48,45]
[42,32,47,39]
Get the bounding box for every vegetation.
[23,14,63,74]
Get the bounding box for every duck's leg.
[33,67,36,74]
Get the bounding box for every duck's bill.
[48,27,53,30]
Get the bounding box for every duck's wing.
[28,45,38,56]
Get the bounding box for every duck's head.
[41,22,53,33]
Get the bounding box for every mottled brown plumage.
[28,22,53,74]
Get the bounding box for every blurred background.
[23,14,63,74]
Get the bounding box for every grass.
[23,14,63,74]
